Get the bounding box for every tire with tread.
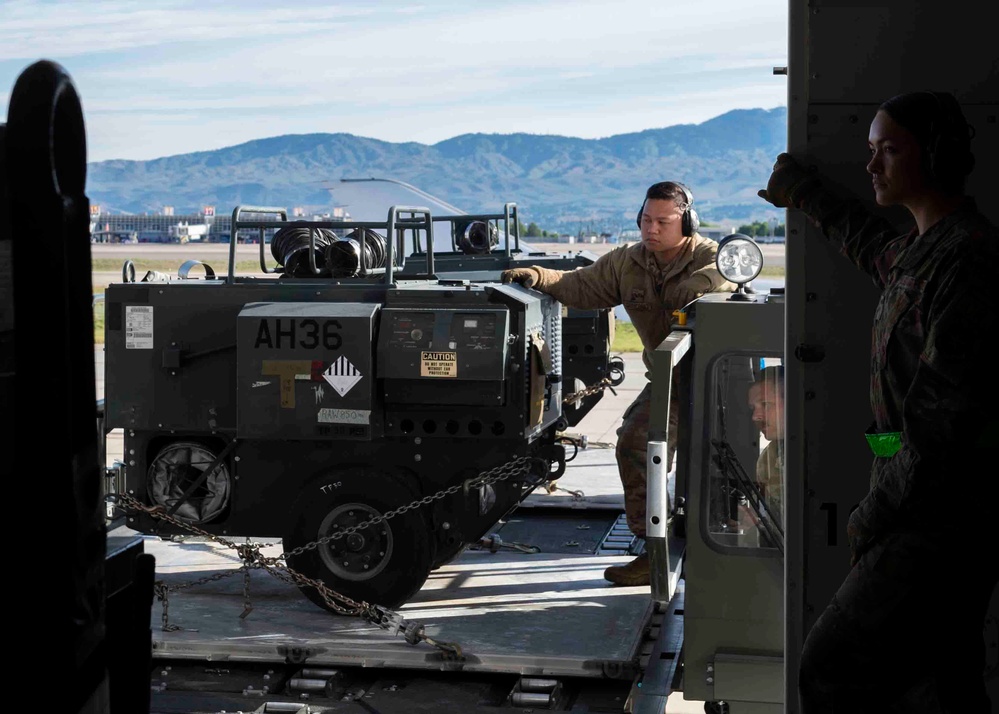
[283,468,434,611]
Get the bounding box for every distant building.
[89,204,349,243]
[90,207,224,243]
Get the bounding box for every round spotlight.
[716,233,764,287]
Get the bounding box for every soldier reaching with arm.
[502,181,736,585]
[759,91,999,713]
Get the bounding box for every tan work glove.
[758,152,822,208]
[501,267,542,289]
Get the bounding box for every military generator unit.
[103,204,621,610]
[397,202,624,427]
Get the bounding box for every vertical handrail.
[229,205,288,284]
[504,202,519,256]
[646,329,692,603]
[228,205,432,284]
[386,206,433,282]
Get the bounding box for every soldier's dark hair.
[645,181,691,209]
[878,91,975,193]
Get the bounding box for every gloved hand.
[758,153,821,208]
[501,267,540,289]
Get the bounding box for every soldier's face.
[866,110,931,207]
[640,198,686,253]
[749,382,783,442]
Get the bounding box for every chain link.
[110,454,542,656]
[274,456,538,562]
[563,355,626,406]
[562,377,617,406]
[546,481,585,501]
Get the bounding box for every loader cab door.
[651,290,787,711]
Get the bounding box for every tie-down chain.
[111,455,545,661]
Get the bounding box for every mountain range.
[87,106,788,232]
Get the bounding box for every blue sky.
[1,0,788,162]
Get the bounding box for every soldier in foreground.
[502,181,735,585]
[759,91,999,712]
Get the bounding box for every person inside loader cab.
[759,91,999,713]
[725,365,786,547]
[501,181,736,586]
[731,364,786,543]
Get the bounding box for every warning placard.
[125,305,154,349]
[421,350,457,377]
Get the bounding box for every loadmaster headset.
[636,181,700,237]
[920,90,975,186]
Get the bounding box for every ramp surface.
[142,500,653,678]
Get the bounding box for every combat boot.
[603,552,650,586]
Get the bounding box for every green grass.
[93,301,105,345]
[611,320,643,352]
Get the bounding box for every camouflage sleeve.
[675,265,737,306]
[796,185,904,290]
[530,249,623,309]
[672,240,736,307]
[846,239,998,554]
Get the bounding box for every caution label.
[421,350,457,377]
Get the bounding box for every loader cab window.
[704,354,785,552]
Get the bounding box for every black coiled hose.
[271,226,337,277]
[324,227,388,277]
[457,220,498,254]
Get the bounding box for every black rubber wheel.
[283,469,434,611]
[431,541,468,570]
[704,701,730,714]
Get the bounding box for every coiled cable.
[324,227,388,277]
[271,226,336,277]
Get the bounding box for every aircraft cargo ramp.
[137,451,658,677]
[100,350,693,712]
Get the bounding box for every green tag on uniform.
[866,431,901,457]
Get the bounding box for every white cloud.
[1,0,788,160]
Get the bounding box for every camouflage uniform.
[520,237,735,536]
[756,439,783,531]
[793,189,999,712]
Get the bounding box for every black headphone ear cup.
[685,207,700,237]
[636,200,645,229]
[676,183,697,236]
